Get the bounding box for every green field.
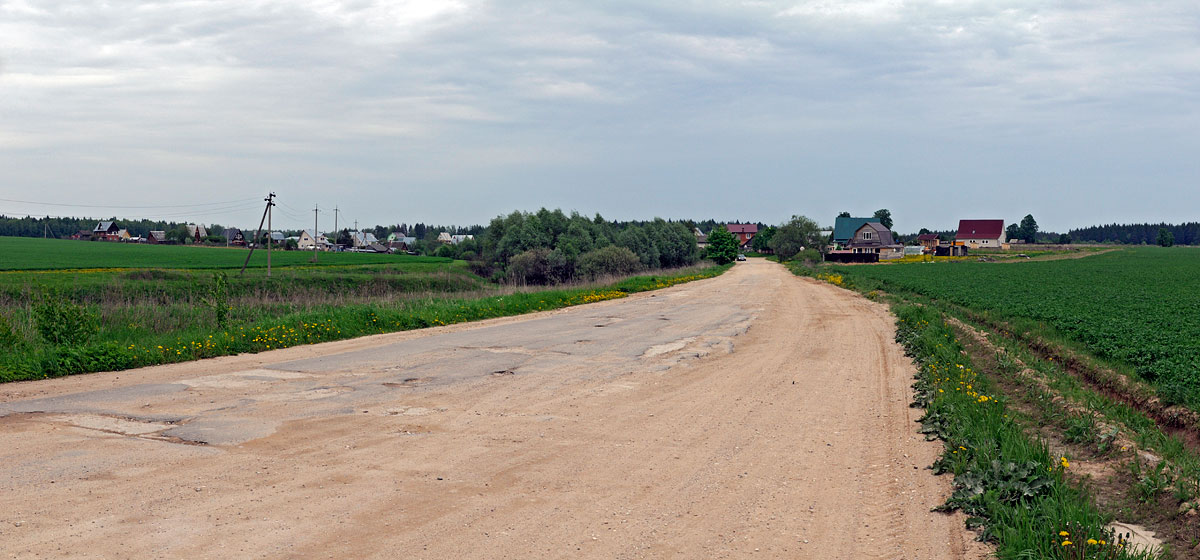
[0,236,435,270]
[820,247,1200,407]
[0,236,729,382]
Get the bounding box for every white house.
[955,220,1006,248]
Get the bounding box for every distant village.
[72,221,472,255]
[695,217,1020,263]
[73,215,1036,262]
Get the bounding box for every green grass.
[0,257,731,382]
[810,247,1200,408]
[896,304,1160,559]
[0,236,443,270]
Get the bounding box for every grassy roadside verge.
[787,261,1167,558]
[896,304,1158,559]
[0,264,730,383]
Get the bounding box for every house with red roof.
[955,219,1006,248]
[726,223,758,249]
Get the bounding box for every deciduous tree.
[705,227,738,265]
[1019,214,1039,244]
[769,215,823,261]
[873,209,893,230]
[1158,227,1175,247]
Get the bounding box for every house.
[297,230,332,250]
[916,233,941,254]
[115,229,132,242]
[186,224,208,243]
[71,230,93,241]
[726,224,758,248]
[387,236,417,253]
[146,230,168,244]
[693,228,708,249]
[268,231,286,244]
[224,228,246,247]
[436,232,454,244]
[955,220,1006,249]
[831,217,881,249]
[844,222,904,259]
[351,231,378,248]
[450,234,474,245]
[93,221,121,241]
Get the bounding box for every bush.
[578,246,642,280]
[508,248,553,285]
[33,292,99,345]
[796,248,822,263]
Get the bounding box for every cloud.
[0,0,1197,229]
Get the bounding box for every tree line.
[0,215,190,239]
[1069,222,1200,246]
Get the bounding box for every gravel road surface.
[0,259,986,558]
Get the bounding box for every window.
[862,231,873,240]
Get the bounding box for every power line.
[0,197,262,209]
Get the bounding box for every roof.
[726,223,758,234]
[94,221,116,232]
[148,231,167,241]
[956,219,1005,240]
[917,234,940,241]
[832,217,880,243]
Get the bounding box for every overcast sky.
[2,0,1198,233]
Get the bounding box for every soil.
[0,259,988,559]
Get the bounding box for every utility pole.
[312,204,320,263]
[266,193,274,277]
[354,219,358,249]
[240,192,275,276]
[333,206,339,251]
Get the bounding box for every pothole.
[384,377,429,388]
[45,413,178,437]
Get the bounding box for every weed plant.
[896,304,1160,559]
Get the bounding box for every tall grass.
[0,264,730,383]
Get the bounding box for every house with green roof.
[831,216,881,249]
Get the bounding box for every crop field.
[794,247,1199,555]
[0,236,729,382]
[0,236,428,270]
[822,247,1200,408]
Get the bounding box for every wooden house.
[726,224,758,249]
[916,233,941,253]
[831,217,881,249]
[92,221,121,241]
[844,222,904,259]
[223,228,247,247]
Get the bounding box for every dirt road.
[0,259,985,559]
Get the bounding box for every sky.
[1,0,1198,234]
